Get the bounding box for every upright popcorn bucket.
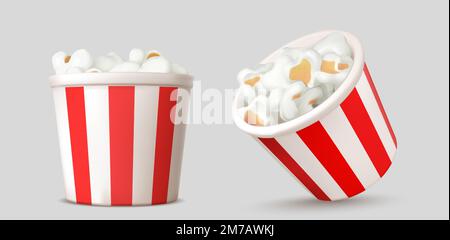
[50,73,192,206]
[233,31,397,201]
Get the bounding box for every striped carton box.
[50,73,192,206]
[233,31,397,201]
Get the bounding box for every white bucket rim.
[49,72,194,88]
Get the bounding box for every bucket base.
[64,198,179,207]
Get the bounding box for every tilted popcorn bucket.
[50,73,193,206]
[232,31,398,201]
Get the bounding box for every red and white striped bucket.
[50,73,192,206]
[233,31,397,201]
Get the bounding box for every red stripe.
[152,87,178,204]
[297,122,365,198]
[364,64,397,147]
[341,89,392,177]
[259,137,331,201]
[65,87,92,205]
[109,86,135,206]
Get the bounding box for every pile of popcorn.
[236,32,354,126]
[52,49,188,74]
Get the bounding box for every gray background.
[0,0,448,220]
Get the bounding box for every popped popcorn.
[139,56,171,73]
[285,48,322,87]
[279,81,307,121]
[236,32,354,126]
[238,95,273,126]
[93,52,124,72]
[129,48,146,64]
[52,49,93,74]
[51,49,188,75]
[110,61,141,72]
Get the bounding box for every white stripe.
[321,107,381,188]
[356,73,397,159]
[52,87,76,202]
[84,86,111,205]
[132,86,159,205]
[276,134,347,200]
[167,88,189,202]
